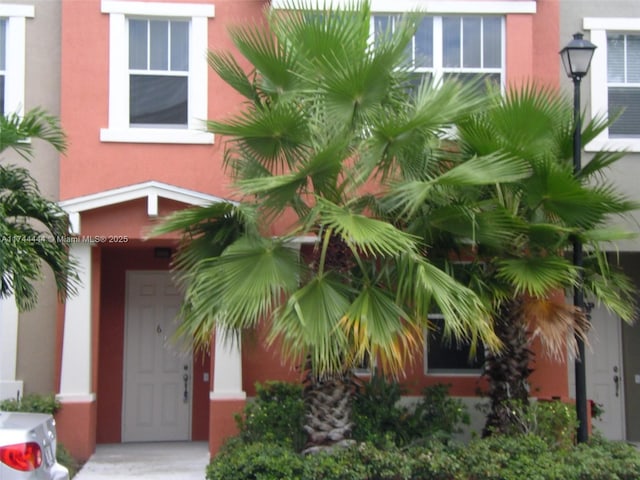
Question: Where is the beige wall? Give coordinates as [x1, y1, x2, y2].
[10, 0, 62, 395]
[560, 0, 640, 253]
[561, 0, 640, 441]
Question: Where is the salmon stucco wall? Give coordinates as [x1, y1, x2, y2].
[506, 2, 560, 89]
[59, 0, 269, 203]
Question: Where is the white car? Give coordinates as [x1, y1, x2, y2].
[0, 412, 69, 480]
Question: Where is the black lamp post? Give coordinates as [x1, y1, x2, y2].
[560, 32, 597, 444]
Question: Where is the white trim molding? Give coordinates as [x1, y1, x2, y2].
[0, 293, 23, 401]
[271, 0, 536, 14]
[211, 329, 246, 401]
[583, 17, 640, 152]
[58, 244, 94, 400]
[100, 1, 214, 144]
[0, 4, 34, 116]
[59, 181, 226, 235]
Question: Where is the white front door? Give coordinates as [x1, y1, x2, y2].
[585, 304, 625, 440]
[122, 271, 191, 442]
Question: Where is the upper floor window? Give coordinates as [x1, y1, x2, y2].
[101, 1, 215, 144]
[584, 17, 640, 152]
[129, 19, 189, 126]
[372, 14, 504, 92]
[0, 5, 34, 117]
[607, 33, 640, 138]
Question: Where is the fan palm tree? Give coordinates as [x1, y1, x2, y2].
[154, 0, 536, 452]
[394, 83, 638, 435]
[0, 108, 77, 310]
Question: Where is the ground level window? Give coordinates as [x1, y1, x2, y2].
[426, 314, 485, 374]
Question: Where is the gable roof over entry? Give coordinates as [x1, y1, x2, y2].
[59, 181, 225, 235]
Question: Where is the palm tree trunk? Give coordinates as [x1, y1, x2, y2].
[301, 367, 356, 454]
[301, 232, 357, 454]
[482, 296, 533, 436]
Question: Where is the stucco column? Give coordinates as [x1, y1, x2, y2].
[56, 243, 96, 462]
[58, 243, 94, 400]
[0, 292, 23, 400]
[209, 329, 246, 455]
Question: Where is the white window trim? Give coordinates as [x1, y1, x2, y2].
[272, 0, 535, 14]
[583, 17, 640, 153]
[0, 4, 34, 116]
[100, 1, 214, 144]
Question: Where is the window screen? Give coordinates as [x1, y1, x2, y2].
[607, 33, 640, 137]
[128, 19, 189, 126]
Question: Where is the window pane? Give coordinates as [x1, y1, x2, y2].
[443, 72, 500, 95]
[628, 34, 640, 83]
[0, 19, 6, 70]
[462, 16, 481, 68]
[373, 15, 392, 50]
[443, 16, 461, 68]
[427, 318, 484, 373]
[130, 75, 188, 125]
[415, 17, 433, 68]
[609, 86, 640, 137]
[483, 16, 502, 68]
[149, 20, 168, 71]
[170, 21, 189, 71]
[607, 34, 625, 83]
[129, 19, 148, 69]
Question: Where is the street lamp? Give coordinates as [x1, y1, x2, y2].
[560, 32, 597, 444]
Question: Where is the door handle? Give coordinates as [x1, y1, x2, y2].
[183, 373, 189, 403]
[613, 374, 620, 397]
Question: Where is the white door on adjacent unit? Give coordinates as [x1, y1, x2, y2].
[122, 271, 191, 442]
[585, 304, 625, 440]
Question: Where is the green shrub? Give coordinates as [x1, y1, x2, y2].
[563, 434, 640, 480]
[351, 374, 406, 446]
[526, 400, 579, 449]
[234, 381, 306, 451]
[405, 441, 465, 480]
[303, 448, 367, 480]
[352, 377, 469, 447]
[207, 442, 304, 480]
[409, 383, 470, 441]
[461, 434, 562, 480]
[207, 435, 640, 480]
[0, 393, 60, 415]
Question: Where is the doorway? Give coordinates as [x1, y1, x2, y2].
[122, 271, 192, 442]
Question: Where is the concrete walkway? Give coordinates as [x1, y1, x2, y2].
[73, 442, 210, 480]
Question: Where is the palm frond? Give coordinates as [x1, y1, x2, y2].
[207, 51, 259, 102]
[315, 197, 419, 258]
[0, 108, 67, 159]
[180, 237, 303, 345]
[227, 21, 299, 97]
[208, 101, 309, 168]
[395, 253, 498, 351]
[496, 256, 578, 298]
[523, 297, 588, 360]
[341, 284, 422, 376]
[269, 272, 353, 375]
